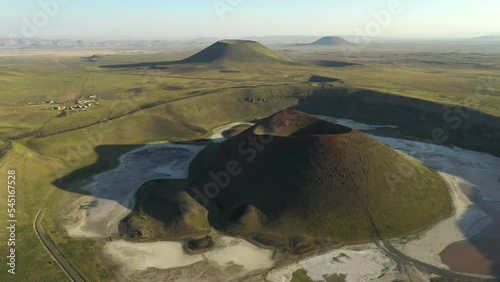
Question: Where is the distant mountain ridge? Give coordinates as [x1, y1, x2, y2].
[310, 36, 352, 46]
[0, 38, 173, 49]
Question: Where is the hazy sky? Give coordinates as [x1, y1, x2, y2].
[2, 0, 499, 39]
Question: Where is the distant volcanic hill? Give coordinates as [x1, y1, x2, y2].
[187, 110, 451, 248]
[182, 40, 291, 63]
[476, 35, 500, 40]
[306, 36, 351, 46]
[102, 40, 291, 69]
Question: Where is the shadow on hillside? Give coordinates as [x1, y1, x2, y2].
[292, 88, 500, 158]
[53, 144, 142, 189]
[100, 59, 190, 69]
[101, 58, 299, 69]
[308, 74, 341, 83]
[305, 60, 361, 67]
[53, 139, 211, 190]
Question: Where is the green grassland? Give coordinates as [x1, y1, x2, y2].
[0, 41, 498, 281]
[279, 43, 500, 116]
[1, 44, 499, 141]
[0, 143, 69, 281]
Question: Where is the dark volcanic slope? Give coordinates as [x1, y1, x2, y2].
[189, 110, 451, 245]
[183, 40, 291, 63]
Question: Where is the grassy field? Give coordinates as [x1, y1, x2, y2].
[0, 40, 498, 281]
[277, 43, 500, 116]
[336, 65, 500, 116]
[0, 143, 69, 281]
[1, 43, 498, 140]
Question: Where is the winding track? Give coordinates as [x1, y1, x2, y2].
[0, 140, 12, 160]
[35, 209, 84, 282]
[377, 240, 499, 282]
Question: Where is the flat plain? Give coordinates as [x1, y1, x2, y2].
[0, 38, 499, 281]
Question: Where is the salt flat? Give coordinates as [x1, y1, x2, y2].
[63, 143, 205, 238]
[267, 244, 411, 282]
[104, 236, 274, 280]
